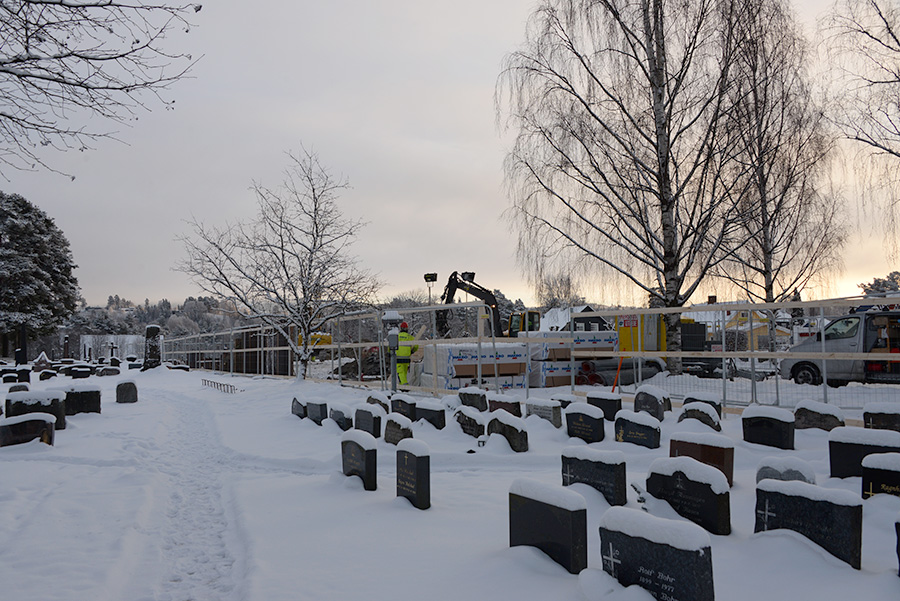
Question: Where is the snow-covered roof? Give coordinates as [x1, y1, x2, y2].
[539, 305, 593, 331]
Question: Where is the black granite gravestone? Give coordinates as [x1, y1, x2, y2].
[116, 381, 138, 404]
[307, 402, 328, 426]
[677, 402, 721, 431]
[341, 431, 377, 491]
[366, 393, 390, 413]
[488, 398, 522, 417]
[414, 401, 446, 430]
[829, 427, 900, 478]
[455, 407, 486, 438]
[550, 394, 577, 409]
[1, 374, 17, 383]
[684, 393, 723, 418]
[861, 453, 900, 498]
[391, 395, 417, 420]
[8, 383, 28, 393]
[354, 406, 382, 438]
[109, 357, 121, 368]
[39, 370, 57, 381]
[586, 392, 622, 421]
[670, 432, 735, 486]
[458, 387, 488, 412]
[864, 403, 900, 432]
[397, 439, 430, 510]
[71, 367, 91, 380]
[0, 414, 54, 447]
[599, 507, 714, 601]
[614, 410, 661, 449]
[525, 400, 562, 428]
[565, 404, 605, 443]
[488, 413, 529, 452]
[742, 406, 795, 450]
[291, 398, 306, 418]
[62, 387, 101, 415]
[329, 405, 353, 431]
[509, 478, 587, 574]
[384, 414, 413, 445]
[646, 457, 731, 535]
[16, 367, 30, 383]
[5, 391, 66, 430]
[142, 325, 162, 370]
[562, 447, 626, 506]
[755, 479, 862, 569]
[794, 401, 844, 431]
[633, 385, 671, 421]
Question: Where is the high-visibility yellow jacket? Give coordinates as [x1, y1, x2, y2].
[396, 331, 418, 362]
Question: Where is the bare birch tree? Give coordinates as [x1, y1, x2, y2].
[178, 148, 381, 379]
[717, 0, 846, 306]
[498, 0, 746, 370]
[0, 1, 201, 172]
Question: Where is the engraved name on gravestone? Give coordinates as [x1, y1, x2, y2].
[646, 457, 731, 535]
[354, 406, 382, 438]
[670, 432, 735, 486]
[615, 410, 661, 449]
[488, 412, 529, 452]
[509, 478, 587, 575]
[861, 453, 900, 499]
[599, 507, 715, 601]
[562, 447, 626, 506]
[829, 427, 900, 478]
[307, 402, 328, 426]
[341, 431, 377, 491]
[742, 405, 795, 450]
[755, 479, 862, 569]
[565, 404, 605, 444]
[586, 391, 622, 421]
[396, 439, 430, 510]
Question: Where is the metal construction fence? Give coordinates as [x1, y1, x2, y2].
[163, 297, 900, 412]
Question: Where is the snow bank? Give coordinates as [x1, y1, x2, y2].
[562, 446, 625, 465]
[863, 402, 900, 416]
[829, 426, 900, 447]
[861, 452, 900, 472]
[598, 506, 710, 551]
[614, 409, 661, 430]
[564, 403, 604, 420]
[648, 456, 729, 494]
[341, 429, 376, 450]
[509, 478, 586, 511]
[397, 438, 430, 456]
[795, 400, 845, 419]
[742, 404, 794, 422]
[670, 431, 734, 449]
[757, 479, 862, 507]
[5, 391, 65, 405]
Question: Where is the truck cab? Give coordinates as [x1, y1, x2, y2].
[779, 312, 900, 385]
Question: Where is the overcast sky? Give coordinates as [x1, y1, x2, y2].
[1, 0, 887, 308]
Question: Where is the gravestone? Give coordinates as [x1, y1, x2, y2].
[109, 357, 121, 368]
[755, 479, 862, 569]
[565, 403, 605, 443]
[525, 399, 563, 428]
[291, 398, 306, 418]
[509, 478, 587, 574]
[755, 456, 816, 485]
[71, 366, 91, 380]
[98, 366, 120, 377]
[896, 518, 900, 575]
[646, 457, 731, 535]
[414, 400, 446, 430]
[487, 411, 529, 452]
[391, 394, 417, 420]
[677, 402, 721, 431]
[586, 391, 622, 421]
[488, 397, 522, 417]
[2, 374, 17, 383]
[341, 430, 377, 491]
[614, 410, 661, 449]
[366, 392, 390, 413]
[384, 413, 413, 445]
[829, 426, 900, 478]
[329, 403, 353, 431]
[9, 383, 28, 393]
[863, 402, 900, 433]
[455, 406, 486, 439]
[794, 400, 845, 431]
[5, 391, 66, 430]
[125, 354, 138, 363]
[458, 387, 488, 412]
[39, 370, 57, 381]
[599, 507, 715, 601]
[116, 381, 138, 404]
[861, 453, 900, 498]
[742, 405, 795, 450]
[354, 406, 383, 438]
[633, 384, 671, 422]
[397, 439, 430, 510]
[307, 402, 328, 426]
[683, 392, 723, 418]
[59, 386, 101, 415]
[0, 413, 55, 447]
[142, 325, 162, 370]
[561, 447, 626, 506]
[16, 367, 30, 383]
[550, 393, 578, 409]
[670, 432, 735, 486]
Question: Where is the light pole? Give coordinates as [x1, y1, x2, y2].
[424, 272, 437, 305]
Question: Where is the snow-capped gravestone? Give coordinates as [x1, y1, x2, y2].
[390, 394, 416, 420]
[670, 432, 735, 486]
[633, 384, 671, 422]
[684, 392, 723, 418]
[366, 392, 390, 414]
[6, 391, 66, 430]
[354, 406, 383, 438]
[586, 391, 622, 421]
[414, 400, 446, 430]
[599, 507, 715, 601]
[56, 385, 101, 415]
[142, 325, 162, 371]
[829, 426, 900, 478]
[508, 478, 587, 574]
[329, 403, 353, 431]
[550, 393, 577, 409]
[291, 398, 306, 418]
[488, 411, 529, 452]
[306, 402, 328, 426]
[71, 366, 91, 380]
[1, 374, 17, 384]
[488, 396, 521, 417]
[863, 402, 900, 433]
[862, 453, 900, 498]
[384, 413, 413, 445]
[16, 367, 30, 383]
[677, 402, 721, 431]
[525, 398, 563, 428]
[741, 405, 795, 450]
[755, 456, 816, 485]
[455, 406, 485, 439]
[341, 430, 377, 491]
[39, 370, 57, 381]
[646, 456, 731, 535]
[458, 387, 488, 412]
[396, 439, 430, 510]
[565, 403, 605, 443]
[9, 383, 28, 393]
[755, 479, 863, 569]
[793, 400, 844, 431]
[614, 410, 661, 449]
[98, 366, 120, 377]
[116, 381, 138, 404]
[561, 447, 626, 506]
[0, 413, 55, 447]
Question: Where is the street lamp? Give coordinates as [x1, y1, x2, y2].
[424, 272, 437, 304]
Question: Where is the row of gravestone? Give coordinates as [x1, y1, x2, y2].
[0, 382, 139, 447]
[340, 431, 431, 510]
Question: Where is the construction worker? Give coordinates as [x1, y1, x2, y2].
[396, 322, 418, 385]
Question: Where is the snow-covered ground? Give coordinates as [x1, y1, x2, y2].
[1, 369, 898, 601]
